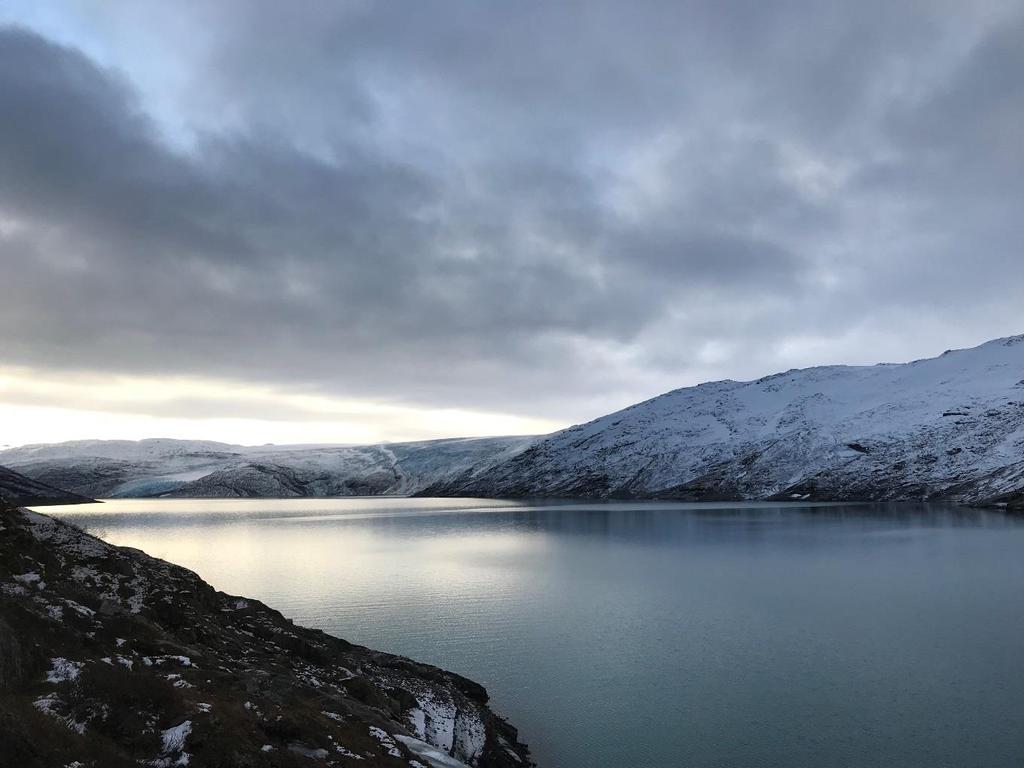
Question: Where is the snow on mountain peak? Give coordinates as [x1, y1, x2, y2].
[423, 334, 1024, 505]
[4, 334, 1024, 506]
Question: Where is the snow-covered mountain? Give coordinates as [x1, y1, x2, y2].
[0, 436, 535, 499]
[422, 335, 1024, 508]
[6, 335, 1024, 506]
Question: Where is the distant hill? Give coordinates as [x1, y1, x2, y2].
[0, 465, 94, 506]
[0, 436, 535, 499]
[8, 335, 1024, 508]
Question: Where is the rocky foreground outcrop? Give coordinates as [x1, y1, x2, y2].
[0, 502, 532, 767]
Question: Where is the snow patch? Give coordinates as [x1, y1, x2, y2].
[411, 690, 456, 753]
[61, 599, 95, 617]
[406, 690, 485, 764]
[287, 743, 329, 759]
[161, 720, 192, 753]
[150, 720, 192, 765]
[368, 726, 404, 758]
[408, 706, 426, 737]
[14, 572, 44, 590]
[144, 654, 194, 668]
[46, 657, 83, 683]
[33, 694, 86, 734]
[394, 734, 471, 768]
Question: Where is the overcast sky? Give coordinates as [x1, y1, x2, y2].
[1, 1, 1023, 447]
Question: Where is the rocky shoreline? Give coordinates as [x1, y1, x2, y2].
[0, 501, 532, 767]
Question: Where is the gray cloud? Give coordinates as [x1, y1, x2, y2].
[1, 1, 1023, 426]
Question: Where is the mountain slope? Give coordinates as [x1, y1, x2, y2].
[167, 437, 537, 498]
[0, 466, 94, 506]
[0, 501, 531, 766]
[0, 440, 251, 498]
[8, 335, 1024, 507]
[422, 335, 1024, 507]
[0, 437, 535, 499]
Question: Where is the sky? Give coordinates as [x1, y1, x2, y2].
[1, 1, 1023, 448]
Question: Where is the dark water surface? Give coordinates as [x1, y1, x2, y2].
[41, 498, 1024, 767]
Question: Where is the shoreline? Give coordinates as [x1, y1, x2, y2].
[0, 502, 533, 767]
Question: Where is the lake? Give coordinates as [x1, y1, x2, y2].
[39, 498, 1024, 767]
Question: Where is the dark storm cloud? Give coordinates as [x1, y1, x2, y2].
[1, 1, 1022, 423]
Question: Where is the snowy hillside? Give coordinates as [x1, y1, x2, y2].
[6, 335, 1024, 506]
[422, 335, 1024, 507]
[0, 436, 535, 499]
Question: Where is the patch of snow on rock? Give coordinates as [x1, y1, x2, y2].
[33, 694, 87, 734]
[150, 720, 193, 765]
[46, 657, 83, 683]
[394, 734, 471, 768]
[452, 706, 486, 763]
[14, 572, 44, 590]
[368, 726, 404, 758]
[408, 706, 426, 738]
[412, 690, 457, 754]
[287, 743, 329, 759]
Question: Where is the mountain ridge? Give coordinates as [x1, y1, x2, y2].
[0, 436, 536, 500]
[0, 465, 95, 506]
[419, 334, 1024, 507]
[5, 334, 1024, 507]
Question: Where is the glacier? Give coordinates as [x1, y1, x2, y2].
[4, 335, 1024, 508]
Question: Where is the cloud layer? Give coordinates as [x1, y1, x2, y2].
[1, 1, 1023, 436]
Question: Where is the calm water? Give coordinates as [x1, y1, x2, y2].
[39, 498, 1024, 767]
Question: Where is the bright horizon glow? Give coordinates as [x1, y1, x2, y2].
[0, 367, 563, 448]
